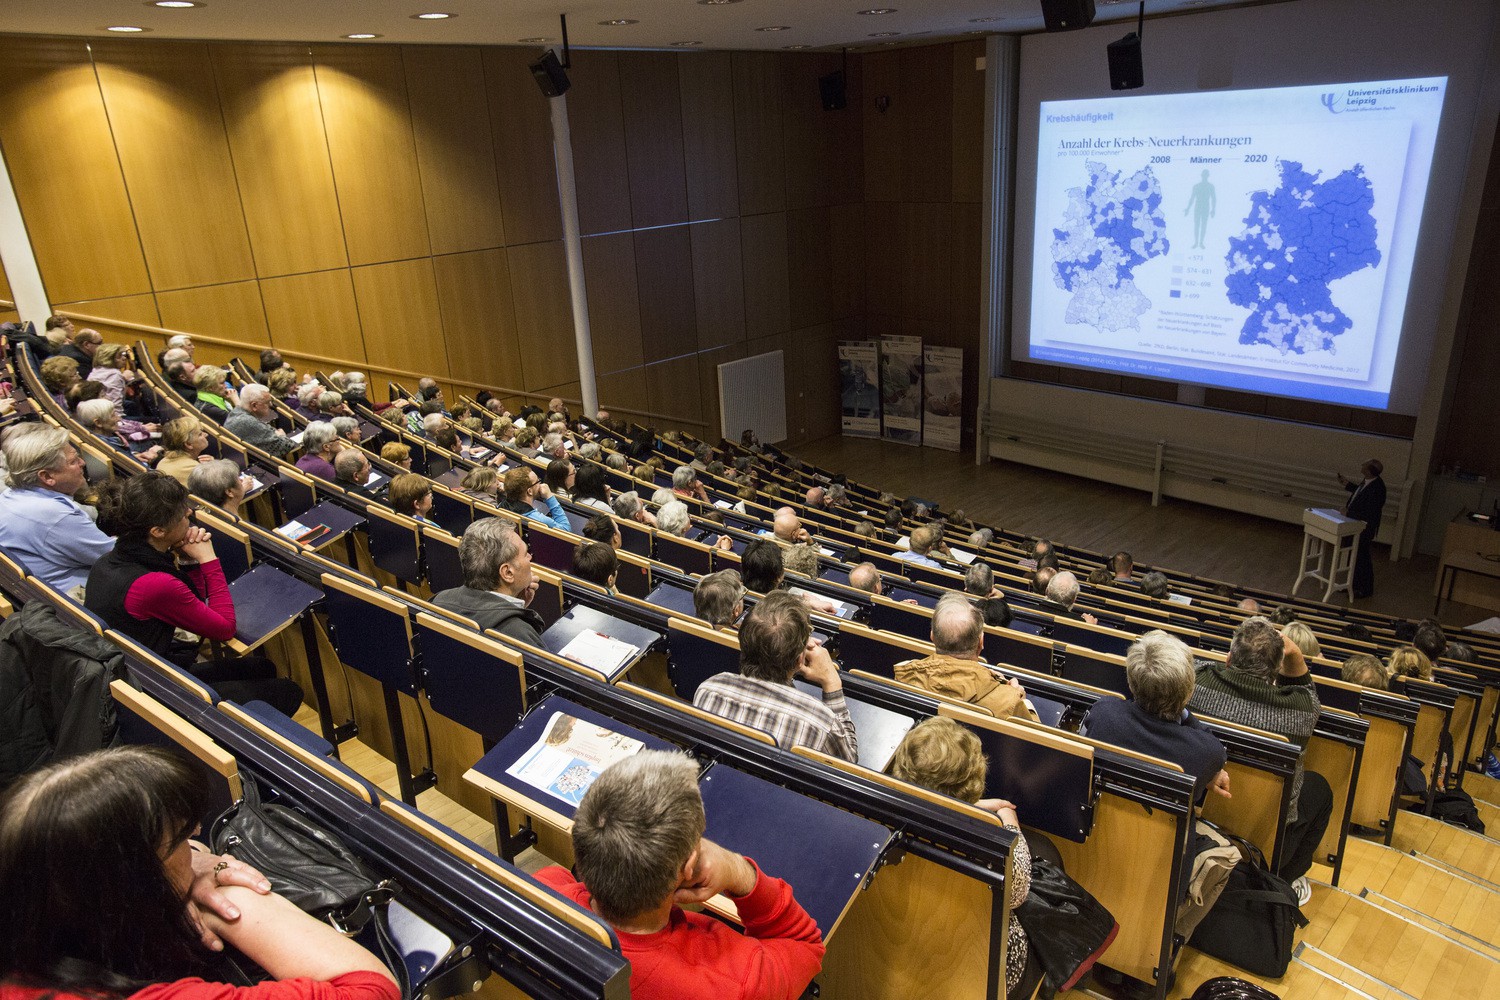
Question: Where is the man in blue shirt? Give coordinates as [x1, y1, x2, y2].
[893, 524, 944, 569]
[497, 466, 571, 531]
[0, 426, 115, 595]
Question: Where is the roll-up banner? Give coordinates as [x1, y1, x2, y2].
[922, 345, 963, 452]
[838, 341, 882, 438]
[880, 335, 923, 445]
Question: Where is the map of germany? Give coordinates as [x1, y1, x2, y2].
[1050, 161, 1171, 333]
[1224, 159, 1381, 355]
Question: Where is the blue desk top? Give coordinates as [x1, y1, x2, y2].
[227, 564, 323, 646]
[541, 605, 663, 681]
[699, 763, 891, 938]
[298, 501, 366, 547]
[646, 581, 699, 617]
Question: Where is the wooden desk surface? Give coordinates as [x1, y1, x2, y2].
[1436, 518, 1500, 612]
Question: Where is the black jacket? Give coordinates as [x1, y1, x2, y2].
[1344, 476, 1387, 531]
[0, 601, 125, 787]
[431, 587, 544, 646]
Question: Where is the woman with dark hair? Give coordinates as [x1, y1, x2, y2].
[571, 463, 610, 511]
[544, 457, 574, 501]
[0, 745, 399, 1000]
[83, 472, 303, 714]
[582, 513, 621, 549]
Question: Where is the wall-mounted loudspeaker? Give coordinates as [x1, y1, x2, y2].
[529, 50, 570, 98]
[1107, 33, 1144, 90]
[819, 70, 847, 111]
[1040, 0, 1096, 31]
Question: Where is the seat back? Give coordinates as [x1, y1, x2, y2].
[320, 573, 417, 694]
[665, 619, 741, 701]
[414, 612, 527, 743]
[365, 505, 423, 585]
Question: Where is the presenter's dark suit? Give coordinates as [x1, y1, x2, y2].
[1344, 476, 1387, 598]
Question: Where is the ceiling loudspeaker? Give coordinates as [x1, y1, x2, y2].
[1107, 32, 1144, 90]
[529, 50, 570, 98]
[819, 70, 847, 112]
[1040, 0, 1096, 31]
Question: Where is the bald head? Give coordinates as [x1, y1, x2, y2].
[772, 507, 803, 543]
[805, 486, 825, 508]
[848, 562, 881, 595]
[931, 594, 984, 659]
[1032, 565, 1056, 596]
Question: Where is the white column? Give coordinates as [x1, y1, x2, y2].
[547, 89, 599, 419]
[0, 144, 51, 322]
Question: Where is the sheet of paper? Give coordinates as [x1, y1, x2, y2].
[1167, 593, 1193, 606]
[1465, 616, 1500, 634]
[788, 587, 855, 619]
[948, 548, 977, 565]
[558, 629, 639, 676]
[504, 711, 644, 807]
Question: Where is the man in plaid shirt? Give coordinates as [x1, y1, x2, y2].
[692, 591, 858, 762]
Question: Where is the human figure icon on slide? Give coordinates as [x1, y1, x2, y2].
[1185, 169, 1216, 249]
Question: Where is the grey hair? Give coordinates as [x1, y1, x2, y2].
[459, 517, 523, 591]
[693, 570, 745, 627]
[331, 416, 359, 438]
[238, 382, 271, 406]
[301, 420, 339, 452]
[75, 398, 117, 429]
[651, 487, 676, 508]
[334, 447, 367, 480]
[542, 432, 564, 453]
[606, 453, 628, 470]
[4, 425, 73, 489]
[188, 458, 242, 506]
[1045, 570, 1080, 609]
[672, 466, 696, 491]
[422, 412, 446, 434]
[166, 334, 193, 350]
[316, 391, 344, 413]
[161, 348, 190, 367]
[578, 442, 601, 461]
[658, 500, 691, 536]
[932, 593, 984, 657]
[783, 543, 820, 578]
[968, 527, 994, 549]
[1228, 617, 1284, 681]
[964, 561, 994, 597]
[1140, 571, 1169, 599]
[296, 382, 323, 407]
[612, 490, 642, 518]
[1124, 630, 1197, 719]
[694, 443, 711, 461]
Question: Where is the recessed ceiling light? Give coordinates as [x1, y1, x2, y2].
[697, 0, 745, 5]
[599, 19, 639, 26]
[969, 16, 1003, 22]
[858, 8, 898, 14]
[149, 1, 202, 8]
[411, 12, 454, 20]
[671, 41, 704, 46]
[105, 25, 149, 32]
[868, 32, 900, 37]
[518, 37, 553, 43]
[756, 26, 792, 32]
[782, 44, 810, 50]
[344, 33, 382, 39]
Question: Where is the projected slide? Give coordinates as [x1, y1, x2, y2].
[1028, 78, 1446, 408]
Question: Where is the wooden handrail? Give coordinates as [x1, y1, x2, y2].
[55, 308, 708, 429]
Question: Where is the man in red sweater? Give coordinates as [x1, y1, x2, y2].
[535, 750, 824, 1000]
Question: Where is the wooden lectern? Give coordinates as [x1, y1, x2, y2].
[1294, 507, 1364, 602]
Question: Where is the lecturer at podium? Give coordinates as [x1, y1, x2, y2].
[1338, 459, 1386, 599]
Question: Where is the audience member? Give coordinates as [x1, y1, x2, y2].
[1412, 621, 1446, 663]
[782, 543, 821, 579]
[763, 507, 810, 545]
[381, 441, 412, 470]
[192, 367, 236, 425]
[1109, 551, 1134, 584]
[1237, 597, 1263, 615]
[1139, 571, 1170, 600]
[258, 346, 285, 377]
[693, 591, 858, 761]
[545, 458, 575, 500]
[572, 464, 611, 511]
[432, 519, 544, 644]
[572, 541, 618, 592]
[1268, 605, 1299, 626]
[86, 472, 303, 714]
[57, 327, 102, 370]
[894, 524, 943, 569]
[535, 751, 823, 1000]
[222, 383, 294, 457]
[896, 594, 1036, 721]
[1189, 618, 1329, 903]
[1087, 566, 1112, 586]
[612, 489, 658, 528]
[458, 466, 501, 504]
[582, 513, 621, 549]
[188, 459, 248, 517]
[847, 562, 884, 596]
[40, 355, 81, 404]
[497, 467, 570, 530]
[295, 421, 341, 482]
[1387, 645, 1433, 682]
[694, 570, 745, 629]
[1039, 571, 1098, 624]
[387, 474, 433, 523]
[0, 746, 400, 1000]
[0, 426, 114, 595]
[333, 448, 376, 499]
[1445, 640, 1476, 663]
[1282, 621, 1322, 659]
[1030, 565, 1056, 597]
[155, 418, 211, 487]
[331, 416, 362, 447]
[888, 717, 1045, 1000]
[1340, 653, 1387, 689]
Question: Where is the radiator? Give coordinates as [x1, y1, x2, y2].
[719, 350, 787, 445]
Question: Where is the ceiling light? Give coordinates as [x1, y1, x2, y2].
[105, 25, 149, 32]
[782, 44, 810, 50]
[599, 19, 639, 26]
[150, 1, 202, 8]
[344, 33, 381, 39]
[697, 1, 745, 5]
[858, 8, 898, 14]
[868, 32, 900, 37]
[411, 12, 453, 20]
[756, 26, 792, 32]
[518, 37, 554, 43]
[969, 16, 1003, 22]
[671, 41, 704, 46]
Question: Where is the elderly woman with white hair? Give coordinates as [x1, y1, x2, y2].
[77, 398, 164, 465]
[294, 421, 342, 482]
[611, 489, 657, 528]
[658, 499, 733, 551]
[189, 458, 250, 517]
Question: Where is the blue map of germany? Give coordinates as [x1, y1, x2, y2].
[1224, 160, 1381, 355]
[1050, 161, 1170, 333]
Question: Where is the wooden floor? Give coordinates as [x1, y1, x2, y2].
[795, 436, 1492, 630]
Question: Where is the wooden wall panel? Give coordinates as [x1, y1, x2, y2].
[951, 40, 986, 205]
[696, 342, 746, 444]
[92, 40, 256, 291]
[566, 51, 632, 237]
[507, 241, 578, 392]
[0, 258, 12, 303]
[678, 52, 739, 221]
[581, 233, 645, 375]
[596, 366, 650, 417]
[691, 218, 746, 351]
[432, 249, 523, 389]
[863, 202, 902, 316]
[732, 53, 786, 217]
[212, 44, 347, 277]
[899, 47, 953, 204]
[900, 203, 953, 322]
[352, 258, 444, 377]
[740, 212, 791, 340]
[786, 207, 833, 329]
[259, 269, 366, 364]
[402, 46, 505, 257]
[788, 323, 842, 443]
[482, 47, 561, 247]
[781, 52, 862, 210]
[155, 281, 269, 347]
[644, 354, 703, 423]
[619, 53, 688, 230]
[313, 46, 430, 266]
[56, 294, 162, 328]
[828, 203, 865, 321]
[0, 37, 151, 303]
[633, 227, 698, 364]
[862, 51, 903, 203]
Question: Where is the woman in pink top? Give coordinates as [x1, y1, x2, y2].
[0, 746, 400, 1000]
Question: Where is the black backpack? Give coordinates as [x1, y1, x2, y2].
[1188, 834, 1308, 978]
[1430, 788, 1485, 833]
